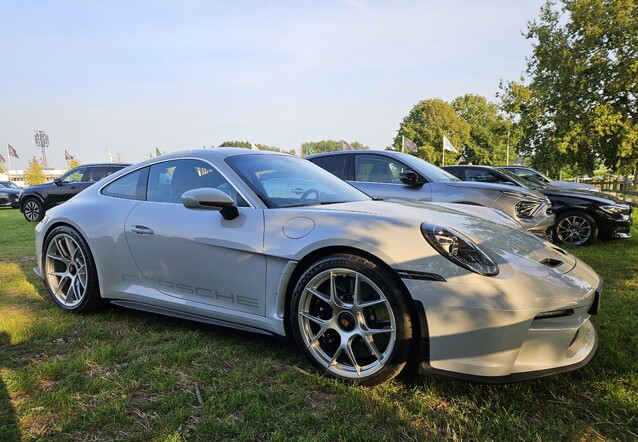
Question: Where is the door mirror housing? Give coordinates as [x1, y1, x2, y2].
[182, 188, 239, 220]
[399, 171, 424, 186]
[54, 178, 62, 186]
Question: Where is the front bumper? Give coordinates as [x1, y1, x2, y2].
[402, 262, 602, 382]
[596, 206, 633, 239]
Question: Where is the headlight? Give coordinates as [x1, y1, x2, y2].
[421, 223, 498, 276]
[599, 205, 627, 215]
[515, 201, 541, 218]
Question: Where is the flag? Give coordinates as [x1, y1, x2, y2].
[443, 136, 458, 153]
[251, 143, 259, 150]
[304, 144, 315, 156]
[64, 149, 74, 160]
[108, 148, 113, 163]
[0, 153, 5, 164]
[8, 144, 19, 158]
[155, 147, 162, 156]
[342, 140, 354, 151]
[403, 137, 418, 152]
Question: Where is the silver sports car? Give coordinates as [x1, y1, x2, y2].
[34, 148, 602, 386]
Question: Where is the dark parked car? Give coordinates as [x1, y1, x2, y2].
[499, 166, 601, 193]
[19, 163, 129, 222]
[307, 150, 555, 239]
[442, 165, 633, 246]
[0, 181, 21, 208]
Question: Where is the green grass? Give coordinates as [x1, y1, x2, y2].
[1, 206, 637, 441]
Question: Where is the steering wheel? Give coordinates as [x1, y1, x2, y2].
[299, 188, 320, 203]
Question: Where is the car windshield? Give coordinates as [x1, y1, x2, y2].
[227, 154, 370, 208]
[391, 152, 461, 182]
[497, 168, 556, 190]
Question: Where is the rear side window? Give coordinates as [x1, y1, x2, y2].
[309, 155, 347, 179]
[102, 168, 149, 200]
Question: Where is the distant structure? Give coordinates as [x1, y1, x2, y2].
[34, 130, 50, 169]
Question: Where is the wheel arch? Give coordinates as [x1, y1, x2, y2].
[20, 192, 45, 210]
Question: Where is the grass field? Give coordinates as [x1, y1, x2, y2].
[1, 206, 637, 441]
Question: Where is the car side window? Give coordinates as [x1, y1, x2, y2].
[309, 155, 347, 179]
[465, 169, 506, 183]
[354, 155, 409, 184]
[61, 167, 87, 184]
[146, 159, 248, 206]
[102, 167, 149, 200]
[84, 166, 111, 182]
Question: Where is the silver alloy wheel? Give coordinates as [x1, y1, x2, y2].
[24, 200, 41, 221]
[297, 268, 396, 379]
[44, 233, 88, 308]
[556, 215, 592, 245]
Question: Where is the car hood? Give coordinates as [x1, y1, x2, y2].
[0, 187, 21, 195]
[311, 200, 576, 273]
[542, 188, 628, 205]
[443, 181, 546, 201]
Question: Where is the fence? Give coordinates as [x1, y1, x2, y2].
[587, 175, 638, 206]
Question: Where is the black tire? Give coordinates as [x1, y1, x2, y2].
[554, 211, 598, 246]
[290, 253, 413, 386]
[23, 197, 45, 222]
[42, 225, 101, 312]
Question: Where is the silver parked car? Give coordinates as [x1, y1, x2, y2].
[307, 150, 555, 239]
[34, 148, 601, 385]
[499, 166, 601, 193]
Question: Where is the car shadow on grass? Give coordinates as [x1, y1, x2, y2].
[0, 332, 20, 442]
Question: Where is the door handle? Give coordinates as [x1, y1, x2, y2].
[130, 225, 154, 236]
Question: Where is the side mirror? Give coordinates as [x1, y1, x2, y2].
[399, 171, 424, 186]
[182, 188, 239, 220]
[54, 178, 62, 186]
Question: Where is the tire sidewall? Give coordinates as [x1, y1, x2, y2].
[290, 254, 413, 386]
[23, 198, 44, 222]
[43, 225, 101, 312]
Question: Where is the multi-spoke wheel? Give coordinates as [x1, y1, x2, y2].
[23, 198, 44, 222]
[291, 254, 413, 386]
[43, 226, 101, 312]
[555, 211, 597, 246]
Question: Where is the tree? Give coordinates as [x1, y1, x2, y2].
[393, 98, 470, 165]
[66, 158, 81, 170]
[500, 0, 638, 175]
[23, 157, 46, 186]
[301, 140, 370, 156]
[452, 94, 514, 165]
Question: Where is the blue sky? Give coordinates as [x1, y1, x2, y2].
[0, 0, 545, 169]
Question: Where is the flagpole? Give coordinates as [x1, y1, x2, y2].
[442, 136, 445, 166]
[6, 145, 11, 182]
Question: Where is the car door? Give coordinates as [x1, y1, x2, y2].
[124, 158, 266, 315]
[348, 153, 432, 201]
[48, 166, 88, 206]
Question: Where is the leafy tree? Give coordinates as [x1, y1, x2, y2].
[452, 94, 514, 165]
[23, 157, 46, 186]
[393, 98, 470, 165]
[0, 162, 6, 175]
[500, 0, 638, 175]
[66, 158, 81, 170]
[301, 140, 369, 156]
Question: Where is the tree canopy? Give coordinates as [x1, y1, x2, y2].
[392, 98, 469, 165]
[218, 141, 297, 156]
[23, 157, 46, 186]
[66, 158, 81, 170]
[301, 140, 369, 156]
[500, 0, 638, 175]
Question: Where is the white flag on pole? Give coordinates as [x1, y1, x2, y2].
[443, 136, 458, 153]
[251, 143, 259, 150]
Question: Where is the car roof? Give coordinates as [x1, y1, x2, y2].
[306, 150, 406, 159]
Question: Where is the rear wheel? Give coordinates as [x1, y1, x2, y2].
[290, 254, 413, 386]
[43, 226, 101, 312]
[23, 198, 44, 222]
[555, 211, 597, 246]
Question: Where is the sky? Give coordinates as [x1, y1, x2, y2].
[0, 0, 545, 170]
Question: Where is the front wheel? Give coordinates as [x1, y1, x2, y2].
[290, 254, 413, 386]
[554, 211, 598, 246]
[43, 226, 101, 312]
[23, 198, 44, 222]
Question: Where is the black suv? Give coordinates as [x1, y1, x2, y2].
[19, 163, 129, 221]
